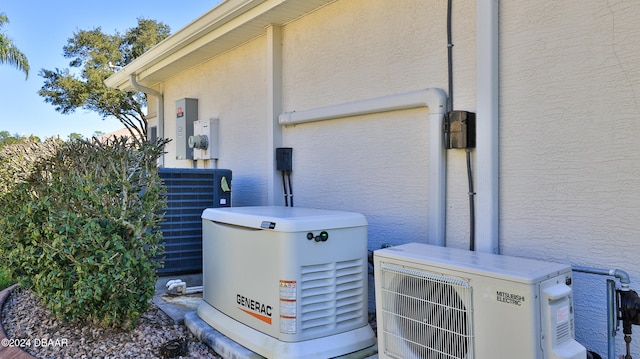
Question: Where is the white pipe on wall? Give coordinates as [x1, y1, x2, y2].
[267, 25, 284, 206]
[278, 89, 446, 126]
[476, 0, 500, 254]
[278, 88, 449, 246]
[130, 74, 165, 166]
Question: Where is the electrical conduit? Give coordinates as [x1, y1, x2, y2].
[278, 88, 448, 245]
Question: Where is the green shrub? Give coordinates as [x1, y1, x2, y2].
[0, 137, 168, 329]
[0, 266, 12, 291]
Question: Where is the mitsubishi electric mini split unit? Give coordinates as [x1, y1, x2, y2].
[374, 243, 587, 359]
[198, 206, 376, 359]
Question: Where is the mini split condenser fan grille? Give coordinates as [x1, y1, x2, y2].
[378, 263, 474, 359]
[375, 243, 587, 359]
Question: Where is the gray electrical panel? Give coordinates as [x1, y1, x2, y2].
[176, 98, 198, 160]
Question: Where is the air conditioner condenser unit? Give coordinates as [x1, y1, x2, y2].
[198, 206, 376, 359]
[374, 242, 587, 359]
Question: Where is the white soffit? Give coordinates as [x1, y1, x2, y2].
[105, 0, 335, 90]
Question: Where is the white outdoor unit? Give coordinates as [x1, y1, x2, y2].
[374, 243, 587, 359]
[198, 206, 376, 359]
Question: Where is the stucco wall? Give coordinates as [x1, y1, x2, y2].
[161, 36, 269, 206]
[277, 0, 477, 323]
[500, 1, 640, 355]
[281, 0, 476, 251]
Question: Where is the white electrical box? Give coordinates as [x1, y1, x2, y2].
[190, 118, 219, 160]
[198, 206, 376, 359]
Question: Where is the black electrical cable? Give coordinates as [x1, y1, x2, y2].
[466, 148, 476, 251]
[282, 171, 289, 207]
[447, 0, 454, 113]
[287, 171, 294, 207]
[447, 0, 476, 250]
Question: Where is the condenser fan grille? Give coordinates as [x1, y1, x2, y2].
[379, 263, 474, 359]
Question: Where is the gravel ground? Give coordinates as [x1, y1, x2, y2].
[1, 288, 222, 359]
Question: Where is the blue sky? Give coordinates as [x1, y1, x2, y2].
[0, 1, 221, 139]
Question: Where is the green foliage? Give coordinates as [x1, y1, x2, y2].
[0, 137, 169, 329]
[0, 138, 58, 193]
[0, 12, 30, 79]
[67, 132, 84, 141]
[0, 130, 40, 149]
[0, 266, 12, 291]
[121, 18, 171, 62]
[39, 18, 171, 139]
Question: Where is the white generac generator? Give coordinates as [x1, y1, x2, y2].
[198, 206, 376, 359]
[374, 243, 587, 359]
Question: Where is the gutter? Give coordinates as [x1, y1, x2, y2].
[130, 74, 165, 166]
[279, 88, 448, 246]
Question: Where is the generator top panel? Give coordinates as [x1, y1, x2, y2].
[201, 205, 367, 232]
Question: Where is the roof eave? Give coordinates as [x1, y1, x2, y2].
[105, 0, 335, 91]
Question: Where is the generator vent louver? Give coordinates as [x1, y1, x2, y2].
[378, 262, 474, 359]
[300, 258, 366, 334]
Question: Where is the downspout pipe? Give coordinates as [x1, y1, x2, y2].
[279, 88, 448, 246]
[476, 0, 500, 254]
[130, 74, 165, 166]
[572, 265, 632, 359]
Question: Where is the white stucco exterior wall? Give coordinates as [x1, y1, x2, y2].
[281, 0, 476, 252]
[130, 0, 640, 356]
[500, 1, 640, 355]
[279, 0, 477, 324]
[161, 36, 270, 206]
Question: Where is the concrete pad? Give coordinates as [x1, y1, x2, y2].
[153, 292, 203, 324]
[185, 312, 264, 359]
[184, 311, 379, 359]
[153, 275, 203, 324]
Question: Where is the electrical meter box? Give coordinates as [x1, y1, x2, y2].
[190, 118, 219, 160]
[176, 98, 198, 160]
